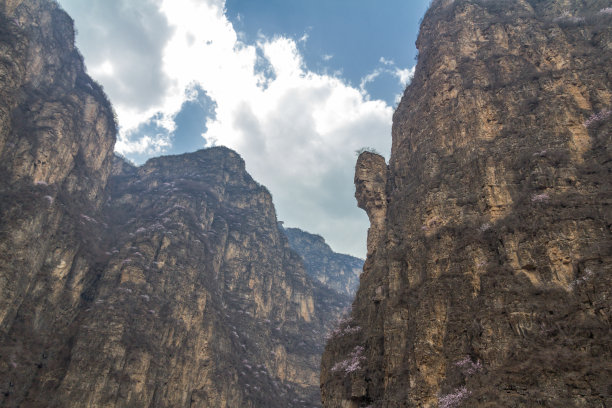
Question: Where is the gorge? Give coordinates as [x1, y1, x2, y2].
[1, 0, 611, 407]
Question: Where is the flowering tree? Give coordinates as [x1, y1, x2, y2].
[331, 345, 365, 374]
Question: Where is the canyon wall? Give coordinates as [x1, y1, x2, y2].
[322, 0, 612, 407]
[0, 1, 346, 406]
[285, 227, 364, 298]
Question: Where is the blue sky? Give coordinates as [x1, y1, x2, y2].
[57, 0, 430, 257]
[226, 0, 427, 100]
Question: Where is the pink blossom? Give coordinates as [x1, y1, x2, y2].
[478, 223, 491, 232]
[584, 109, 612, 128]
[553, 11, 585, 23]
[531, 193, 550, 202]
[80, 214, 98, 223]
[331, 345, 365, 374]
[455, 356, 483, 375]
[568, 268, 594, 290]
[439, 386, 471, 408]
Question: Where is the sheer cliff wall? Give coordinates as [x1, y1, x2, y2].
[322, 0, 612, 407]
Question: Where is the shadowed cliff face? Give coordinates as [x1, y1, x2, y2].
[0, 1, 347, 406]
[0, 2, 117, 400]
[322, 0, 611, 407]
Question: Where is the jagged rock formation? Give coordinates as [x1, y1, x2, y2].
[284, 227, 364, 297]
[0, 1, 345, 407]
[322, 1, 612, 407]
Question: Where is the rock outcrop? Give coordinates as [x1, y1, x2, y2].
[284, 227, 364, 298]
[0, 1, 345, 406]
[322, 0, 612, 407]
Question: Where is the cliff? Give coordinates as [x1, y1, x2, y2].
[284, 227, 364, 298]
[1, 2, 117, 404]
[0, 1, 346, 406]
[322, 0, 612, 407]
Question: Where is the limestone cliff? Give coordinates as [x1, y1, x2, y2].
[0, 1, 344, 406]
[284, 227, 364, 298]
[0, 4, 117, 406]
[322, 0, 612, 407]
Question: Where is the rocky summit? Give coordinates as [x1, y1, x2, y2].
[322, 0, 611, 407]
[0, 1, 352, 407]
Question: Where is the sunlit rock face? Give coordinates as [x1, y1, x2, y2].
[0, 1, 347, 406]
[321, 0, 612, 407]
[284, 227, 364, 298]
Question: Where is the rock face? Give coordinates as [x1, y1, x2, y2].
[284, 227, 364, 297]
[322, 1, 612, 407]
[0, 1, 345, 407]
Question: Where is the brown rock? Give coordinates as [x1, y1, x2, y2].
[322, 1, 612, 407]
[354, 152, 388, 257]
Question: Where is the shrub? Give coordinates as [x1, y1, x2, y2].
[355, 147, 380, 156]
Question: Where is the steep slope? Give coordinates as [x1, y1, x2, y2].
[0, 1, 344, 406]
[322, 0, 612, 407]
[284, 227, 364, 297]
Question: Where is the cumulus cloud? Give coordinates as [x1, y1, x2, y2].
[59, 0, 172, 121]
[59, 0, 410, 257]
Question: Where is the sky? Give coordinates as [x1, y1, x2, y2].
[57, 0, 431, 258]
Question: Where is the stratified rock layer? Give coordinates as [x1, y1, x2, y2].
[284, 227, 364, 298]
[0, 1, 345, 406]
[322, 0, 612, 407]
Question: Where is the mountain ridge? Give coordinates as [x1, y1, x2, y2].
[284, 226, 364, 298]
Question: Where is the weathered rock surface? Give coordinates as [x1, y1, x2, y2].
[0, 1, 345, 406]
[322, 0, 612, 407]
[284, 227, 364, 298]
[0, 3, 117, 406]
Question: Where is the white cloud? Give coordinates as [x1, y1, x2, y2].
[359, 68, 383, 95]
[359, 59, 415, 102]
[394, 66, 416, 85]
[60, 0, 398, 257]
